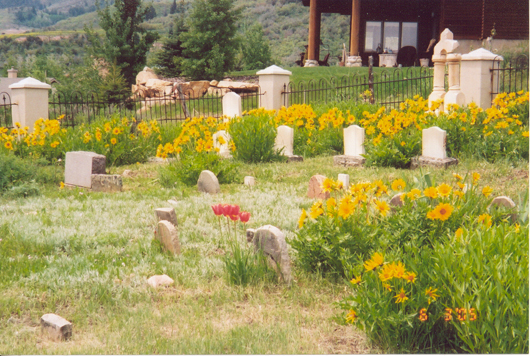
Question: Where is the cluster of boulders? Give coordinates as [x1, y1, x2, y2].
[131, 67, 259, 100]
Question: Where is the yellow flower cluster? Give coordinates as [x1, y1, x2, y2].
[274, 104, 315, 129]
[0, 116, 66, 153]
[156, 116, 230, 159]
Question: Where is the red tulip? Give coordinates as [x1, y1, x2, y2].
[229, 204, 240, 217]
[229, 213, 240, 221]
[211, 204, 223, 216]
[239, 211, 251, 223]
[221, 204, 231, 217]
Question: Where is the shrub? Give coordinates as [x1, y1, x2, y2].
[0, 154, 37, 192]
[223, 241, 277, 286]
[159, 152, 240, 187]
[228, 109, 285, 163]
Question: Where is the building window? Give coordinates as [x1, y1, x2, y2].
[364, 21, 418, 52]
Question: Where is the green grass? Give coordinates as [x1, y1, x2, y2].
[0, 155, 527, 353]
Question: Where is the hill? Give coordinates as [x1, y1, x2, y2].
[0, 0, 351, 67]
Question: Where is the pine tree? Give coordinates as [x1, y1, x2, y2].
[85, 0, 159, 85]
[152, 16, 187, 78]
[180, 0, 240, 80]
[169, 0, 177, 14]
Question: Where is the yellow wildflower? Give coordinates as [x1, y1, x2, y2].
[394, 288, 409, 303]
[482, 186, 493, 197]
[298, 209, 307, 229]
[424, 186, 438, 199]
[391, 179, 406, 191]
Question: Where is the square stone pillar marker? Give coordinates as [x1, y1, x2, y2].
[9, 77, 51, 131]
[257, 65, 292, 111]
[461, 48, 503, 109]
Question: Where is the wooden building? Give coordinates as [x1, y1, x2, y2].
[301, 0, 529, 65]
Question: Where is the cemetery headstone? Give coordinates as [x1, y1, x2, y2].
[147, 274, 174, 288]
[222, 92, 242, 119]
[91, 174, 123, 192]
[412, 126, 458, 169]
[390, 193, 405, 208]
[156, 220, 181, 255]
[274, 125, 303, 162]
[197, 170, 220, 194]
[307, 174, 330, 199]
[334, 125, 366, 167]
[155, 207, 178, 227]
[40, 313, 72, 341]
[65, 151, 106, 188]
[244, 176, 256, 187]
[213, 130, 232, 158]
[338, 174, 350, 190]
[246, 225, 292, 284]
[489, 196, 517, 221]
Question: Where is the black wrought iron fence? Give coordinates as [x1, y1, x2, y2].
[0, 92, 15, 128]
[491, 55, 529, 101]
[49, 86, 263, 128]
[282, 63, 433, 109]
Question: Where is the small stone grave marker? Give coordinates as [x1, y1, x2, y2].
[246, 225, 292, 284]
[197, 170, 220, 194]
[91, 174, 122, 192]
[40, 313, 72, 341]
[334, 125, 366, 167]
[489, 196, 517, 221]
[155, 207, 178, 227]
[338, 174, 350, 189]
[307, 174, 330, 199]
[244, 176, 256, 187]
[157, 220, 181, 255]
[390, 193, 405, 208]
[147, 274, 174, 288]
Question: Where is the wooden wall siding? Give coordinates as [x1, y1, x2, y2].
[440, 0, 529, 40]
[483, 0, 529, 39]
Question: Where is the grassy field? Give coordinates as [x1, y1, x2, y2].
[0, 154, 527, 354]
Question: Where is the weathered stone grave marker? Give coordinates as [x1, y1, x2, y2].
[246, 225, 292, 284]
[40, 313, 72, 341]
[338, 173, 350, 190]
[156, 220, 181, 255]
[197, 170, 220, 194]
[64, 151, 122, 192]
[244, 176, 256, 187]
[307, 174, 330, 199]
[147, 274, 174, 288]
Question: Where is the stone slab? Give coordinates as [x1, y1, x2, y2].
[91, 174, 122, 192]
[411, 156, 459, 169]
[40, 313, 72, 341]
[286, 155, 303, 163]
[307, 174, 330, 200]
[333, 155, 365, 167]
[147, 274, 174, 288]
[155, 207, 178, 227]
[65, 151, 106, 188]
[156, 220, 181, 255]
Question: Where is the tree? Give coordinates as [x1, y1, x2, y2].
[152, 16, 187, 78]
[85, 0, 159, 85]
[169, 0, 177, 14]
[180, 0, 240, 80]
[240, 23, 273, 70]
[145, 4, 156, 20]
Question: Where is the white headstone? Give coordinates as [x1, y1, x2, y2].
[65, 151, 106, 188]
[222, 92, 242, 119]
[344, 125, 365, 157]
[338, 174, 349, 189]
[274, 125, 294, 156]
[433, 28, 459, 55]
[422, 126, 447, 159]
[244, 176, 256, 187]
[213, 130, 232, 158]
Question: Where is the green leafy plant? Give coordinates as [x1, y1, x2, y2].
[159, 152, 240, 187]
[228, 109, 286, 163]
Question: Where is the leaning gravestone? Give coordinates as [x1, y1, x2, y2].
[334, 125, 366, 167]
[412, 126, 458, 169]
[156, 220, 181, 255]
[307, 174, 330, 199]
[246, 225, 292, 284]
[40, 313, 72, 341]
[197, 170, 220, 194]
[274, 125, 303, 162]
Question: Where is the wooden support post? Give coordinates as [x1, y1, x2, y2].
[349, 0, 361, 56]
[306, 0, 320, 67]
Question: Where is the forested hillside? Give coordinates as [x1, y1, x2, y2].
[0, 0, 351, 67]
